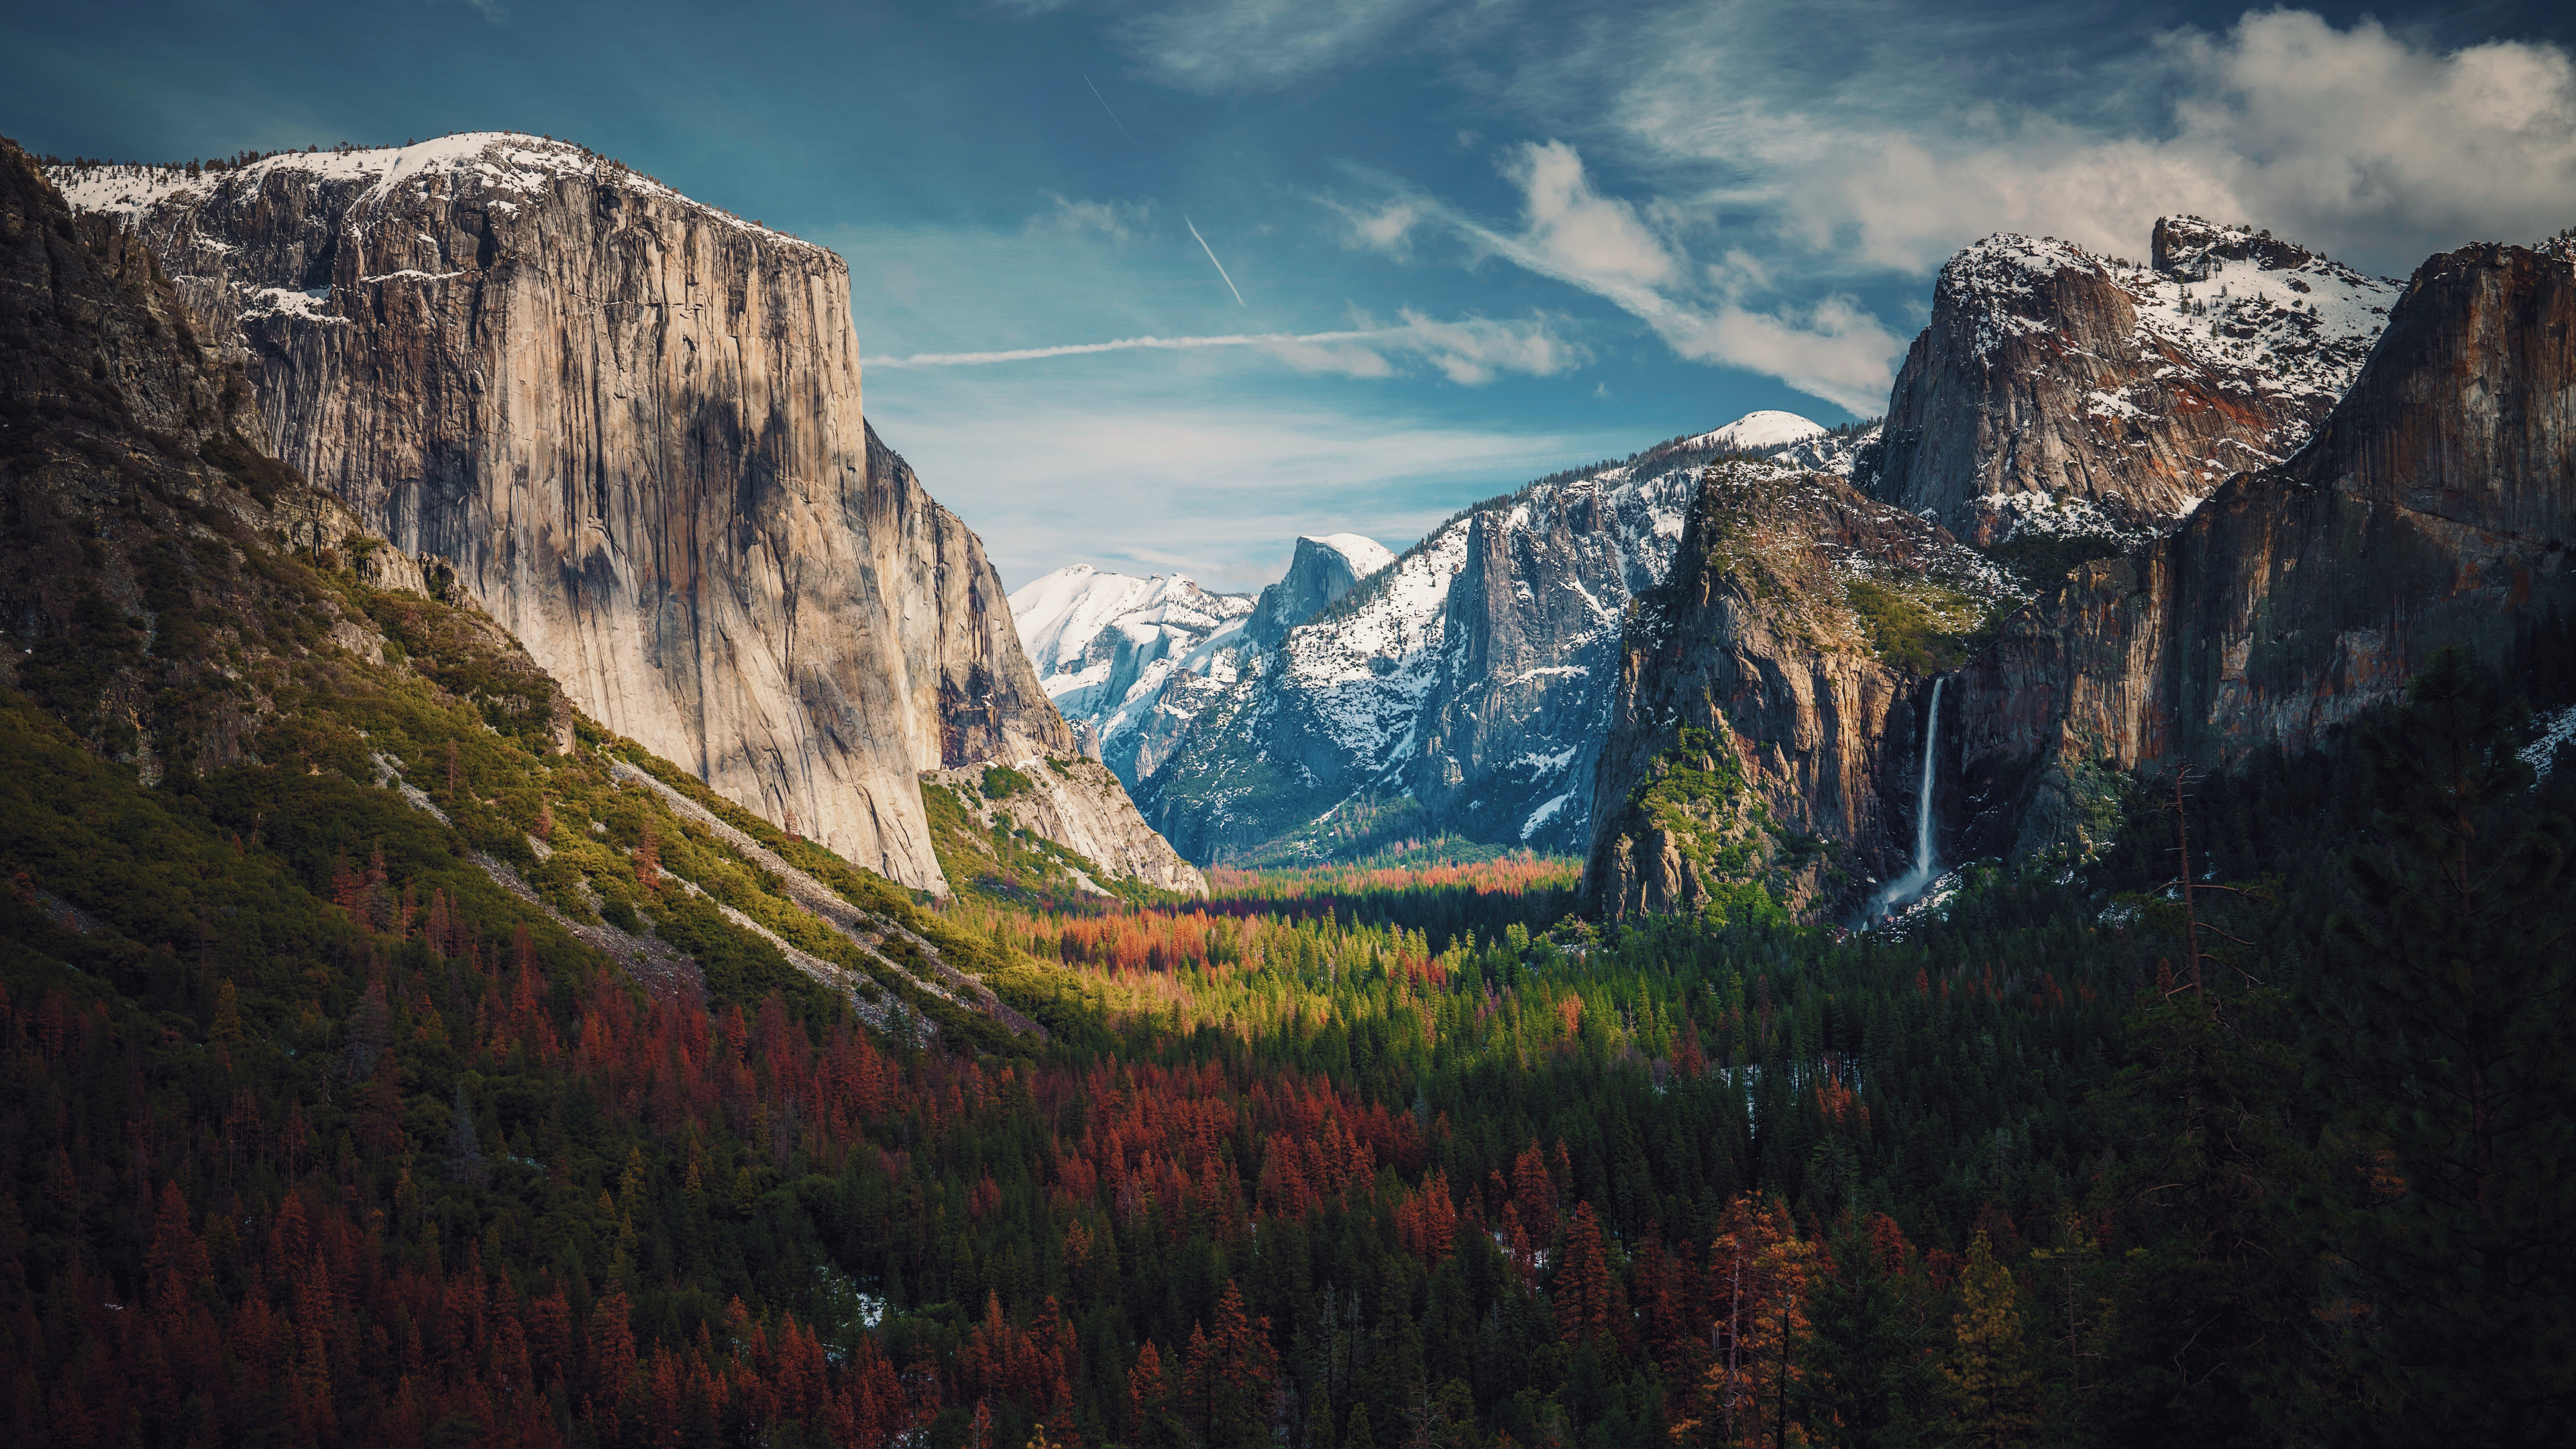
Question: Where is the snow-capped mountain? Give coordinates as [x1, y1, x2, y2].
[1860, 217, 2398, 547]
[1686, 409, 1829, 451]
[1131, 416, 1851, 863]
[1009, 566, 1256, 784]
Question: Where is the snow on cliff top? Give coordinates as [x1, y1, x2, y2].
[1945, 227, 2394, 391]
[1303, 534, 1397, 578]
[47, 132, 824, 252]
[1685, 410, 1828, 452]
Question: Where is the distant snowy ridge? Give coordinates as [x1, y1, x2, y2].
[1030, 410, 1884, 865]
[1008, 566, 1256, 784]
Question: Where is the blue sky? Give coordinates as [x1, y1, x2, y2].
[11, 0, 2576, 590]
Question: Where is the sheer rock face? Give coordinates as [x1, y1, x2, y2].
[1580, 466, 2021, 920]
[0, 137, 562, 780]
[49, 136, 1114, 893]
[1951, 241, 2576, 861]
[1246, 535, 1390, 649]
[1858, 220, 2396, 545]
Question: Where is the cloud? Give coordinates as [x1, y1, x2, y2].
[1120, 0, 1431, 93]
[1028, 192, 1155, 243]
[869, 311, 1586, 385]
[869, 398, 1613, 590]
[1386, 307, 1587, 384]
[1591, 7, 2576, 278]
[1504, 140, 1680, 289]
[1370, 142, 1905, 410]
[1335, 198, 1423, 258]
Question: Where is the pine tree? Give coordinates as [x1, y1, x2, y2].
[1799, 1212, 1935, 1449]
[1940, 1232, 2037, 1449]
[2314, 648, 2576, 1443]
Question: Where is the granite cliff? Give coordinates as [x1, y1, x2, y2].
[1857, 219, 2396, 548]
[1588, 227, 2575, 923]
[1580, 463, 2019, 919]
[1949, 237, 2576, 863]
[50, 135, 1191, 895]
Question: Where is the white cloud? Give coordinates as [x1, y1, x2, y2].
[1120, 0, 1432, 94]
[1336, 198, 1423, 258]
[1591, 8, 2576, 278]
[1029, 192, 1155, 243]
[1504, 140, 1680, 289]
[870, 311, 1585, 386]
[1372, 142, 1906, 411]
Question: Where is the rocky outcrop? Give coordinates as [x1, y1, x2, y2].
[1950, 239, 2576, 861]
[48, 136, 1142, 894]
[1246, 534, 1393, 648]
[922, 756, 1207, 894]
[1857, 219, 2396, 547]
[1581, 463, 2021, 920]
[0, 135, 571, 782]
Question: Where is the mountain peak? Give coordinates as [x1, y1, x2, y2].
[1689, 411, 1829, 452]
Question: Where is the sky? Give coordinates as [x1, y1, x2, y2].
[10, 1, 2576, 591]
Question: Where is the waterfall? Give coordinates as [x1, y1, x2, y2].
[1875, 676, 1945, 917]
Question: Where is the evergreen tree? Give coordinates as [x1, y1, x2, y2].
[1939, 1232, 2037, 1449]
[1798, 1212, 1935, 1448]
[2313, 648, 2576, 1444]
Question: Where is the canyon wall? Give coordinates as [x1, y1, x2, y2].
[49, 136, 1193, 893]
[1580, 464, 2019, 918]
[1951, 239, 2576, 859]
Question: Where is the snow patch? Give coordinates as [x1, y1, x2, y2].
[1520, 790, 1574, 841]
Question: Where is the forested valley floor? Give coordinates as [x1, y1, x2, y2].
[5, 615, 2572, 1448]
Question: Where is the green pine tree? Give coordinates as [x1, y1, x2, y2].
[2313, 647, 2576, 1444]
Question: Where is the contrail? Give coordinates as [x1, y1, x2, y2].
[1081, 74, 1138, 148]
[871, 327, 1390, 369]
[1185, 215, 1247, 307]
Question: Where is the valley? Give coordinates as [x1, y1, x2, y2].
[4, 97, 2573, 1449]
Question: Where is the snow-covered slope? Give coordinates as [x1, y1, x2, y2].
[1134, 434, 1748, 863]
[1686, 409, 1828, 451]
[1008, 566, 1254, 784]
[50, 134, 821, 255]
[1309, 533, 1396, 576]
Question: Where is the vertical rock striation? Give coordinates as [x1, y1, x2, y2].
[48, 136, 1150, 893]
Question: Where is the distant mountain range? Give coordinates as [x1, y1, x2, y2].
[27, 129, 2576, 925]
[1015, 417, 1876, 863]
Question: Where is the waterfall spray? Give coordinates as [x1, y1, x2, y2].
[1876, 676, 1945, 917]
